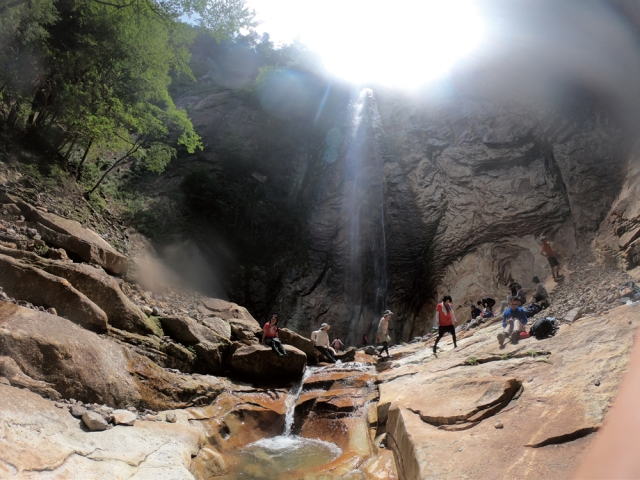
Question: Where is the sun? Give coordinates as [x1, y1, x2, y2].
[296, 0, 486, 88]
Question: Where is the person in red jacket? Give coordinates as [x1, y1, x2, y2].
[433, 295, 458, 354]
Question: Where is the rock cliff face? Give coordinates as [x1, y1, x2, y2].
[272, 92, 626, 342]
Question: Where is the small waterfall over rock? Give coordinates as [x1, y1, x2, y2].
[344, 88, 389, 344]
[283, 367, 312, 435]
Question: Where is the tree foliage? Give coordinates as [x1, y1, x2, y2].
[0, 0, 254, 193]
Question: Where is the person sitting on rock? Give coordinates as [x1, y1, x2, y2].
[311, 323, 336, 363]
[261, 315, 288, 357]
[481, 297, 496, 316]
[498, 298, 528, 346]
[540, 236, 562, 281]
[514, 283, 527, 306]
[433, 295, 458, 354]
[471, 302, 482, 319]
[532, 276, 548, 303]
[376, 310, 393, 358]
[331, 337, 344, 351]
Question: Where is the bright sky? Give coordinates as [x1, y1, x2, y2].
[245, 0, 486, 88]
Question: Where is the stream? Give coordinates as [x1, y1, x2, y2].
[225, 368, 343, 479]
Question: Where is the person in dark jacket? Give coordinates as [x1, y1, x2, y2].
[481, 297, 496, 313]
[470, 302, 482, 319]
[498, 299, 528, 346]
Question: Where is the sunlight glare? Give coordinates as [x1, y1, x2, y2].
[296, 0, 485, 87]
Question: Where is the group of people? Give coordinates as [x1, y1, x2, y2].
[262, 237, 562, 359]
[261, 315, 345, 363]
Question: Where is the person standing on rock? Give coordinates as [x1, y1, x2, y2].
[498, 298, 528, 346]
[433, 296, 458, 354]
[311, 323, 337, 363]
[261, 315, 288, 357]
[376, 310, 393, 358]
[540, 236, 562, 281]
[331, 337, 344, 351]
[532, 276, 548, 303]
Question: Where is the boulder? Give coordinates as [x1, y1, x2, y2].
[0, 355, 60, 400]
[111, 409, 136, 426]
[278, 328, 319, 364]
[201, 298, 261, 343]
[335, 346, 357, 362]
[230, 344, 306, 381]
[0, 254, 108, 330]
[202, 316, 232, 339]
[0, 245, 154, 335]
[0, 384, 203, 478]
[0, 302, 226, 409]
[194, 340, 230, 374]
[1, 193, 129, 275]
[82, 411, 108, 431]
[159, 316, 229, 346]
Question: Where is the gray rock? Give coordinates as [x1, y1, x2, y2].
[70, 405, 87, 418]
[494, 421, 504, 429]
[82, 411, 108, 431]
[165, 412, 177, 423]
[111, 409, 136, 426]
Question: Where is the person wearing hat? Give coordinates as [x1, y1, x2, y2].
[532, 276, 548, 303]
[311, 323, 336, 363]
[376, 310, 393, 358]
[261, 315, 288, 357]
[540, 236, 562, 281]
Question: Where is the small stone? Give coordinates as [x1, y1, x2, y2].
[70, 405, 87, 418]
[152, 306, 162, 316]
[494, 421, 503, 429]
[141, 306, 153, 316]
[54, 402, 66, 409]
[145, 414, 161, 422]
[82, 411, 108, 431]
[165, 411, 177, 423]
[127, 406, 137, 412]
[111, 409, 136, 426]
[527, 377, 533, 383]
[595, 380, 601, 387]
[99, 406, 114, 415]
[47, 307, 57, 316]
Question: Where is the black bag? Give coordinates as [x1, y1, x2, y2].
[522, 303, 543, 318]
[529, 317, 553, 339]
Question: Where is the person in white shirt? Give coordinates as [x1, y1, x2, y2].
[377, 310, 393, 358]
[311, 323, 336, 363]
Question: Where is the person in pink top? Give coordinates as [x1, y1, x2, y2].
[433, 295, 458, 355]
[261, 314, 287, 357]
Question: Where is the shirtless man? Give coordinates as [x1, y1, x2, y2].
[540, 236, 562, 281]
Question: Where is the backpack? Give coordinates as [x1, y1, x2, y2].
[522, 303, 543, 318]
[529, 317, 554, 339]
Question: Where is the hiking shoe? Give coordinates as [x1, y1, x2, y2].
[510, 331, 520, 344]
[497, 333, 505, 346]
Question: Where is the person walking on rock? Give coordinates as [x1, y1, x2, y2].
[331, 337, 344, 351]
[311, 323, 336, 363]
[377, 310, 393, 358]
[261, 315, 288, 356]
[433, 295, 458, 354]
[532, 276, 548, 303]
[498, 298, 528, 346]
[540, 236, 562, 281]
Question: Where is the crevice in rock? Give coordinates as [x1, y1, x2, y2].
[452, 350, 551, 369]
[525, 427, 599, 448]
[407, 379, 522, 428]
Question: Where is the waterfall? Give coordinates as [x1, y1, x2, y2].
[283, 368, 313, 436]
[344, 88, 389, 344]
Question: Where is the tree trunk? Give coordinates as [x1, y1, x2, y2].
[84, 144, 140, 197]
[76, 138, 93, 180]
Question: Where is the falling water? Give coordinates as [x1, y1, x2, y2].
[344, 88, 389, 344]
[283, 367, 313, 436]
